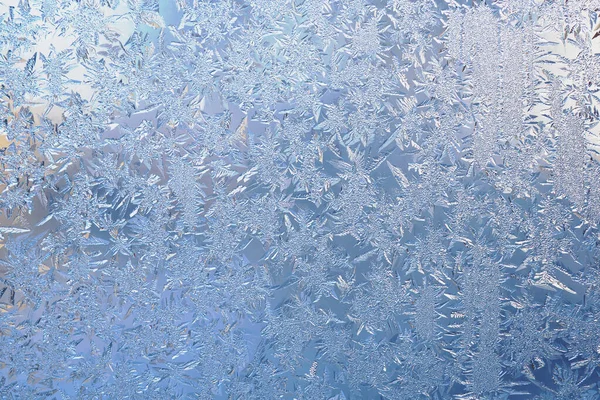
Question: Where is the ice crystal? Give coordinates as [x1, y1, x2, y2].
[1, 0, 600, 398]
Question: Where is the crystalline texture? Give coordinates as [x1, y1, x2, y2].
[1, 0, 600, 398]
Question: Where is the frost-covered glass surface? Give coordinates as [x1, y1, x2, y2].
[2, 0, 600, 398]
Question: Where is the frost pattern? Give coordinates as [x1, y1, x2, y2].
[1, 0, 600, 399]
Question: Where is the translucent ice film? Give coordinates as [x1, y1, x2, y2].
[2, 0, 600, 398]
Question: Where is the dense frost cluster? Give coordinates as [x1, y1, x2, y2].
[2, 0, 600, 398]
